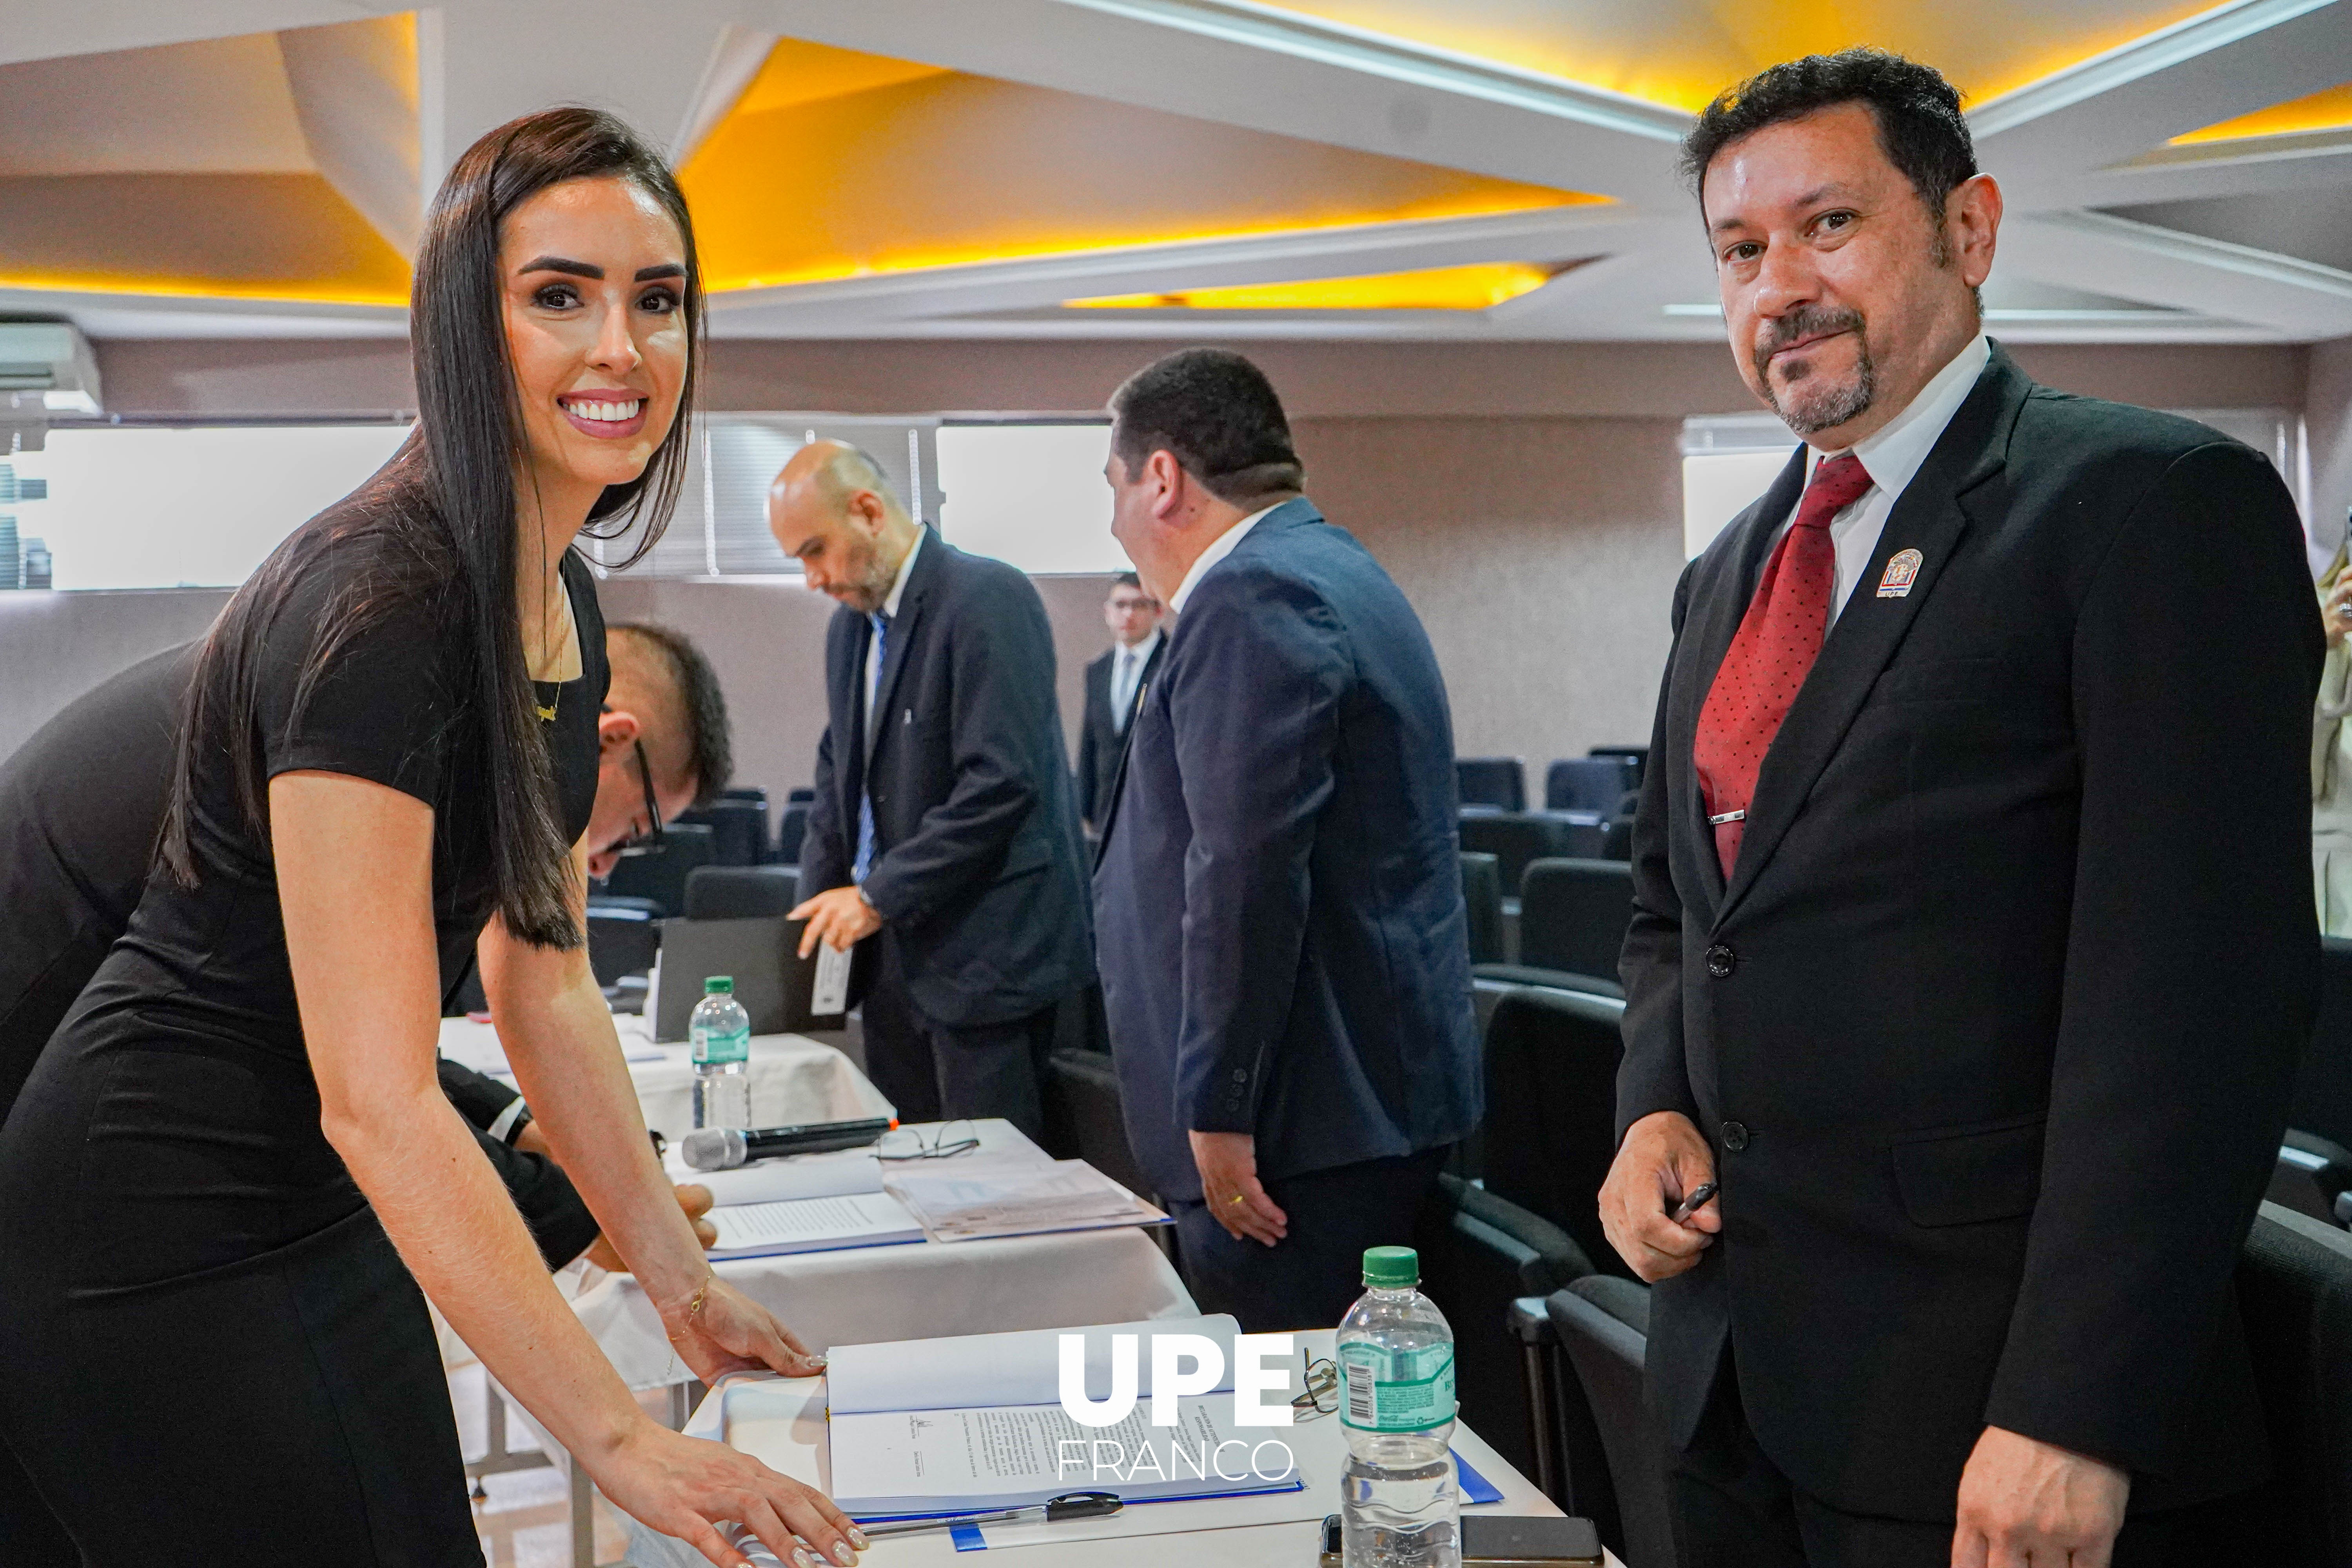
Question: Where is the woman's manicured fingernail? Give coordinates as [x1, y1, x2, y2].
[848, 1527, 870, 1550]
[791, 1550, 816, 1568]
[834, 1541, 857, 1564]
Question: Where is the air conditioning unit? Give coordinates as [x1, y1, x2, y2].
[0, 321, 102, 451]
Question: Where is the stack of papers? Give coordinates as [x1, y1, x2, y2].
[886, 1158, 1167, 1241]
[808, 1316, 1303, 1518]
[703, 1192, 925, 1260]
[676, 1148, 887, 1206]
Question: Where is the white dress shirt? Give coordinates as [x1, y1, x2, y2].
[1110, 627, 1161, 733]
[865, 526, 924, 745]
[1779, 333, 1991, 621]
[1168, 503, 1283, 614]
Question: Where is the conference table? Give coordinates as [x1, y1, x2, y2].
[436, 1012, 889, 1143]
[622, 1330, 1612, 1567]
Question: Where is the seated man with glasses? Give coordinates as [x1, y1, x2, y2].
[0, 618, 735, 1273]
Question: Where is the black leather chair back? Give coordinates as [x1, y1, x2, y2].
[585, 898, 663, 987]
[1457, 757, 1528, 813]
[720, 786, 768, 805]
[677, 799, 769, 867]
[1461, 852, 1505, 965]
[2291, 936, 2352, 1152]
[597, 823, 715, 918]
[1483, 985, 1632, 1278]
[1460, 812, 1571, 893]
[775, 802, 810, 868]
[1519, 858, 1635, 989]
[1041, 1047, 1155, 1204]
[1412, 1173, 1592, 1483]
[786, 786, 816, 803]
[1585, 746, 1648, 788]
[683, 864, 800, 921]
[1546, 756, 1641, 813]
[1547, 1277, 1675, 1568]
[1600, 816, 1634, 861]
[2233, 1202, 2352, 1562]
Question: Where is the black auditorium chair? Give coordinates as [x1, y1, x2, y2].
[1461, 852, 1506, 966]
[2289, 936, 2352, 1153]
[1599, 815, 1635, 862]
[1460, 812, 1576, 895]
[1586, 746, 1648, 788]
[1457, 757, 1528, 813]
[786, 786, 816, 804]
[683, 864, 800, 921]
[2232, 1202, 2352, 1562]
[1517, 858, 1635, 993]
[1545, 1277, 1674, 1568]
[585, 897, 663, 988]
[721, 786, 768, 805]
[2269, 1130, 2352, 1230]
[774, 802, 810, 869]
[1546, 756, 1642, 815]
[677, 798, 769, 866]
[1481, 985, 1633, 1278]
[1412, 1172, 1592, 1483]
[598, 822, 715, 918]
[1041, 1047, 1156, 1207]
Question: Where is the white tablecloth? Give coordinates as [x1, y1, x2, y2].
[437, 1013, 888, 1142]
[568, 1119, 1192, 1391]
[622, 1329, 1599, 1567]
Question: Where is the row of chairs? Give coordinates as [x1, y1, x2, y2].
[1459, 751, 1648, 815]
[1461, 852, 1635, 994]
[1461, 811, 1631, 891]
[596, 786, 815, 919]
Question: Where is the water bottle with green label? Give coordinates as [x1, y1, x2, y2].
[689, 976, 751, 1131]
[1338, 1245, 1459, 1568]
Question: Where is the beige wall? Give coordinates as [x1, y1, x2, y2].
[9, 333, 2328, 788]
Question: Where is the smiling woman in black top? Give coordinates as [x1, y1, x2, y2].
[0, 110, 862, 1568]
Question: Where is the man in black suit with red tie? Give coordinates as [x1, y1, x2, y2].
[1597, 51, 2321, 1568]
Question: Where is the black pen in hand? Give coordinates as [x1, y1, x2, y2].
[1669, 1181, 1719, 1225]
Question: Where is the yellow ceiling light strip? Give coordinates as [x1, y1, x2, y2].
[1067, 261, 1557, 311]
[682, 37, 1597, 295]
[2170, 80, 2352, 144]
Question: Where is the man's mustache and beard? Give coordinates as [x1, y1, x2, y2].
[835, 532, 897, 614]
[1755, 303, 1874, 437]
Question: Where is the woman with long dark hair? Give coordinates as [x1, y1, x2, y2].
[0, 110, 863, 1568]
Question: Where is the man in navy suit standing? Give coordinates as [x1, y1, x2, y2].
[1093, 349, 1481, 1332]
[777, 441, 1093, 1140]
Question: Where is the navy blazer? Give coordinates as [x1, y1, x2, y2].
[1620, 346, 2320, 1518]
[799, 530, 1094, 1028]
[1094, 499, 1481, 1201]
[1075, 635, 1165, 826]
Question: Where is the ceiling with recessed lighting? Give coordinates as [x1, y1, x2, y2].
[0, 0, 2348, 345]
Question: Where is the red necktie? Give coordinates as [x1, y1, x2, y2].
[1693, 453, 1875, 877]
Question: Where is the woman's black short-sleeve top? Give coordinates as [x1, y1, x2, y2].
[122, 511, 609, 1056]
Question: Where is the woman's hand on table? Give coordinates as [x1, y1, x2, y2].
[588, 1183, 715, 1273]
[591, 1420, 866, 1568]
[661, 1274, 827, 1383]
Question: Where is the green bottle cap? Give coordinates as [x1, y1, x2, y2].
[1362, 1246, 1419, 1288]
[704, 976, 733, 995]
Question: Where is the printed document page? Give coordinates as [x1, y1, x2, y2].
[704, 1191, 924, 1259]
[825, 1314, 1241, 1415]
[887, 1158, 1166, 1241]
[829, 1394, 1303, 1516]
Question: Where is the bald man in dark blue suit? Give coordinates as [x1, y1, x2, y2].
[1093, 350, 1481, 1332]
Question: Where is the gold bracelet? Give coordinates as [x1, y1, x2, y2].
[687, 1281, 710, 1320]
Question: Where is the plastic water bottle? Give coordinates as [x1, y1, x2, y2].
[1338, 1246, 1459, 1568]
[689, 976, 751, 1131]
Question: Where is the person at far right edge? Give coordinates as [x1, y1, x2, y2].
[1597, 49, 2322, 1568]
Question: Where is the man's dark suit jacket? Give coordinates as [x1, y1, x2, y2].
[1094, 498, 1482, 1202]
[0, 644, 601, 1269]
[1619, 344, 2321, 1521]
[798, 530, 1093, 1028]
[1075, 636, 1165, 827]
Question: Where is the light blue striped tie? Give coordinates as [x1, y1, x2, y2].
[853, 611, 888, 883]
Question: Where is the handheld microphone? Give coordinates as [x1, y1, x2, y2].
[680, 1116, 897, 1172]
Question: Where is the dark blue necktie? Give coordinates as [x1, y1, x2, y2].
[854, 611, 889, 883]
